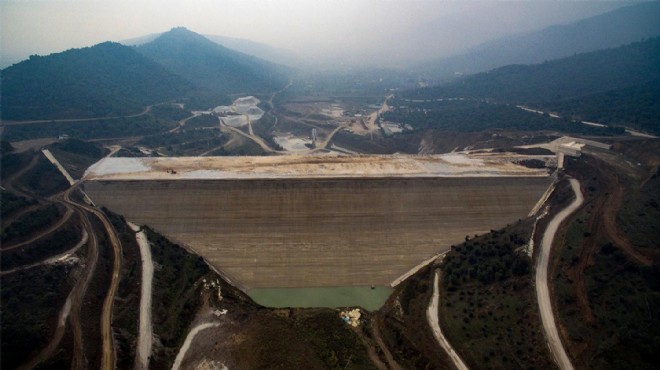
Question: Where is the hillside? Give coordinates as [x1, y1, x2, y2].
[122, 32, 297, 66]
[419, 2, 660, 79]
[136, 27, 290, 95]
[0, 42, 192, 120]
[543, 80, 660, 135]
[405, 37, 660, 105]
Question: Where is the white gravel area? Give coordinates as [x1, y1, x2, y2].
[84, 153, 549, 181]
[84, 158, 150, 177]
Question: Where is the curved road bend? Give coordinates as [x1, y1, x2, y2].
[61, 184, 123, 370]
[536, 178, 583, 370]
[171, 323, 221, 370]
[2, 206, 74, 251]
[65, 206, 100, 370]
[0, 229, 88, 276]
[16, 189, 98, 370]
[2, 154, 40, 199]
[82, 202, 122, 370]
[220, 122, 280, 154]
[427, 270, 470, 370]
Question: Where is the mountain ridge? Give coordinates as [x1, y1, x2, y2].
[1, 42, 192, 120]
[406, 37, 660, 105]
[418, 2, 660, 79]
[136, 27, 290, 95]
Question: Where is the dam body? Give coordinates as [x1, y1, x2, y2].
[84, 155, 552, 307]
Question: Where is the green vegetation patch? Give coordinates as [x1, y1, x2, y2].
[236, 309, 376, 370]
[555, 155, 660, 369]
[584, 247, 660, 369]
[1, 265, 72, 369]
[0, 190, 36, 220]
[11, 155, 69, 197]
[1, 216, 81, 270]
[379, 267, 452, 369]
[183, 114, 219, 128]
[47, 139, 108, 179]
[105, 211, 141, 368]
[3, 114, 178, 142]
[440, 223, 555, 370]
[137, 128, 227, 156]
[293, 309, 377, 369]
[383, 99, 624, 135]
[1, 203, 62, 244]
[544, 80, 660, 135]
[151, 104, 191, 121]
[617, 167, 660, 249]
[145, 226, 210, 368]
[0, 151, 32, 180]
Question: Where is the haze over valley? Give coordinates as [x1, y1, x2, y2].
[1, 1, 659, 369]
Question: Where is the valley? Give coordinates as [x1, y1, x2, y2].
[1, 6, 659, 369]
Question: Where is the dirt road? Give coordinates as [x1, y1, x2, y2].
[220, 122, 280, 154]
[427, 270, 470, 370]
[171, 322, 221, 370]
[17, 292, 73, 370]
[370, 318, 403, 370]
[367, 94, 393, 132]
[536, 178, 583, 370]
[310, 123, 348, 152]
[129, 222, 154, 370]
[17, 188, 98, 370]
[0, 105, 153, 126]
[61, 182, 123, 370]
[2, 153, 40, 198]
[2, 206, 74, 251]
[42, 149, 76, 185]
[59, 188, 101, 370]
[0, 229, 87, 276]
[88, 204, 122, 370]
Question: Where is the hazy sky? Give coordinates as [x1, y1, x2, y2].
[1, 0, 636, 67]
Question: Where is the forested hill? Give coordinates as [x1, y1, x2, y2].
[1, 42, 192, 120]
[136, 27, 290, 94]
[405, 37, 660, 105]
[543, 81, 660, 135]
[418, 1, 660, 79]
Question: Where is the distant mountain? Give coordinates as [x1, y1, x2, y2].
[122, 32, 297, 66]
[136, 27, 290, 95]
[202, 35, 297, 67]
[1, 42, 192, 120]
[419, 2, 660, 79]
[405, 37, 660, 105]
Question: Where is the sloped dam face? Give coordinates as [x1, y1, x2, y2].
[85, 177, 549, 296]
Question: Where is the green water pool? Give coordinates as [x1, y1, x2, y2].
[247, 286, 392, 311]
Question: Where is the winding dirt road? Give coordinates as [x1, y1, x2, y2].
[2, 154, 40, 198]
[171, 322, 221, 370]
[129, 222, 154, 370]
[427, 270, 470, 370]
[56, 182, 122, 370]
[220, 122, 280, 154]
[0, 105, 153, 126]
[0, 229, 88, 276]
[536, 178, 583, 370]
[66, 205, 100, 370]
[2, 206, 74, 251]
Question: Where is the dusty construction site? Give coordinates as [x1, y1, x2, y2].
[83, 153, 552, 290]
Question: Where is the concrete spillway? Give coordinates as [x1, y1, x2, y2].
[84, 174, 551, 290]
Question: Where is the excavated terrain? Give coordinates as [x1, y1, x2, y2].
[85, 176, 550, 289]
